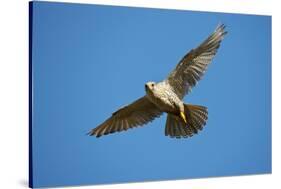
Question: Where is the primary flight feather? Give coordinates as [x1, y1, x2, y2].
[88, 24, 227, 138]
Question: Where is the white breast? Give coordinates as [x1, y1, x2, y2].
[146, 82, 181, 113]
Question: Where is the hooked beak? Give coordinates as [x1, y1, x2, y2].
[145, 84, 148, 90]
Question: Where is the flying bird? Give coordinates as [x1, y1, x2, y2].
[88, 24, 227, 138]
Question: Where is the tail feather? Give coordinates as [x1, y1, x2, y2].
[165, 115, 189, 138]
[165, 104, 208, 138]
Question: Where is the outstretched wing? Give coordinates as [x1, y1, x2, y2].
[166, 24, 227, 99]
[88, 96, 163, 137]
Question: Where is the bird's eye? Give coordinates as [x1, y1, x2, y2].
[151, 83, 154, 87]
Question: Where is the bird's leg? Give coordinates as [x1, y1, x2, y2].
[180, 111, 187, 124]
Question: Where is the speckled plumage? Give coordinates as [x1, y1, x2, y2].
[89, 24, 227, 138]
[145, 81, 184, 115]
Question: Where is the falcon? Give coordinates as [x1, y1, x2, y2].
[88, 24, 227, 138]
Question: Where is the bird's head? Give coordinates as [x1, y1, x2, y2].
[145, 81, 156, 92]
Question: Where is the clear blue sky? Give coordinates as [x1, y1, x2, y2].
[31, 1, 271, 188]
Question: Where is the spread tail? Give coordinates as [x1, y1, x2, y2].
[165, 104, 208, 138]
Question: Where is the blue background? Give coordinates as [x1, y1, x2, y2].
[31, 1, 271, 188]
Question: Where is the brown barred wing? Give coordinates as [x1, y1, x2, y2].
[166, 24, 227, 99]
[88, 96, 163, 137]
